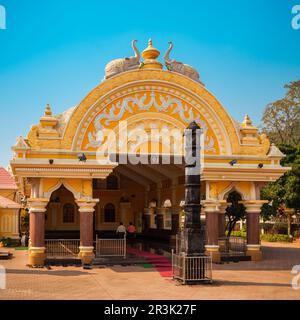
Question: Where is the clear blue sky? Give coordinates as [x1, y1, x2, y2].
[0, 0, 299, 167]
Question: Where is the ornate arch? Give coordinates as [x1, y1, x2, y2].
[218, 183, 248, 201]
[60, 70, 239, 155]
[43, 179, 81, 200]
[223, 188, 245, 201]
[74, 87, 229, 155]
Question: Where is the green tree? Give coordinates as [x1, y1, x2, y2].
[225, 191, 246, 237]
[261, 145, 300, 235]
[261, 80, 300, 146]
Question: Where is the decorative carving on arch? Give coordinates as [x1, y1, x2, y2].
[218, 183, 250, 201]
[222, 188, 245, 202]
[26, 71, 248, 155]
[92, 91, 199, 132]
[97, 113, 214, 156]
[43, 179, 81, 200]
[73, 88, 230, 155]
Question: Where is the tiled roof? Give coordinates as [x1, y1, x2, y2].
[0, 167, 17, 190]
[0, 195, 21, 209]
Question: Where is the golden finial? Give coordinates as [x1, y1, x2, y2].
[242, 114, 252, 127]
[142, 38, 160, 60]
[240, 114, 260, 144]
[141, 39, 163, 69]
[44, 104, 52, 116]
[39, 103, 59, 138]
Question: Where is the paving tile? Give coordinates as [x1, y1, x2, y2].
[0, 242, 299, 300]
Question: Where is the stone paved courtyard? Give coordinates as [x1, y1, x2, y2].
[0, 241, 299, 300]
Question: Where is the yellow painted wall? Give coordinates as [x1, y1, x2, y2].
[93, 175, 146, 231]
[0, 208, 19, 239]
[209, 181, 253, 200]
[0, 188, 20, 239]
[42, 178, 93, 199]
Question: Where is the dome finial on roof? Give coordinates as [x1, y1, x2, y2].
[142, 38, 160, 60]
[44, 103, 53, 116]
[242, 114, 252, 127]
[240, 114, 260, 144]
[141, 39, 163, 69]
[39, 103, 59, 139]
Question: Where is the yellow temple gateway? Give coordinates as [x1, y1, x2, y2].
[10, 40, 288, 266]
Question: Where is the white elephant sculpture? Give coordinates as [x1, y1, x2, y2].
[105, 40, 140, 79]
[164, 42, 201, 82]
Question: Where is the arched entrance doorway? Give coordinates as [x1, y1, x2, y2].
[225, 191, 246, 237]
[45, 186, 79, 239]
[217, 190, 248, 260]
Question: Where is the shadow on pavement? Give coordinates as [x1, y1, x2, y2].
[6, 268, 92, 277]
[209, 279, 291, 288]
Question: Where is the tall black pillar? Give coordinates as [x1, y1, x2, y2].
[181, 121, 204, 255]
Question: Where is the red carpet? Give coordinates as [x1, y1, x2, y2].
[127, 247, 172, 277]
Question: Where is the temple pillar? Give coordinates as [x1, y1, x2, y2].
[171, 180, 179, 235]
[120, 202, 132, 227]
[203, 200, 221, 263]
[171, 209, 179, 234]
[143, 208, 151, 231]
[27, 198, 49, 266]
[217, 200, 230, 253]
[218, 200, 229, 238]
[240, 200, 268, 261]
[149, 207, 156, 228]
[218, 213, 225, 238]
[76, 199, 99, 265]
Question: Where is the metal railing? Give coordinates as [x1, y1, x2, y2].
[293, 217, 300, 224]
[175, 233, 181, 254]
[218, 236, 247, 256]
[45, 239, 80, 259]
[176, 233, 246, 257]
[172, 250, 212, 284]
[95, 235, 126, 258]
[265, 216, 300, 224]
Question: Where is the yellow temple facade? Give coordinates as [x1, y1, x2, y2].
[10, 40, 288, 265]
